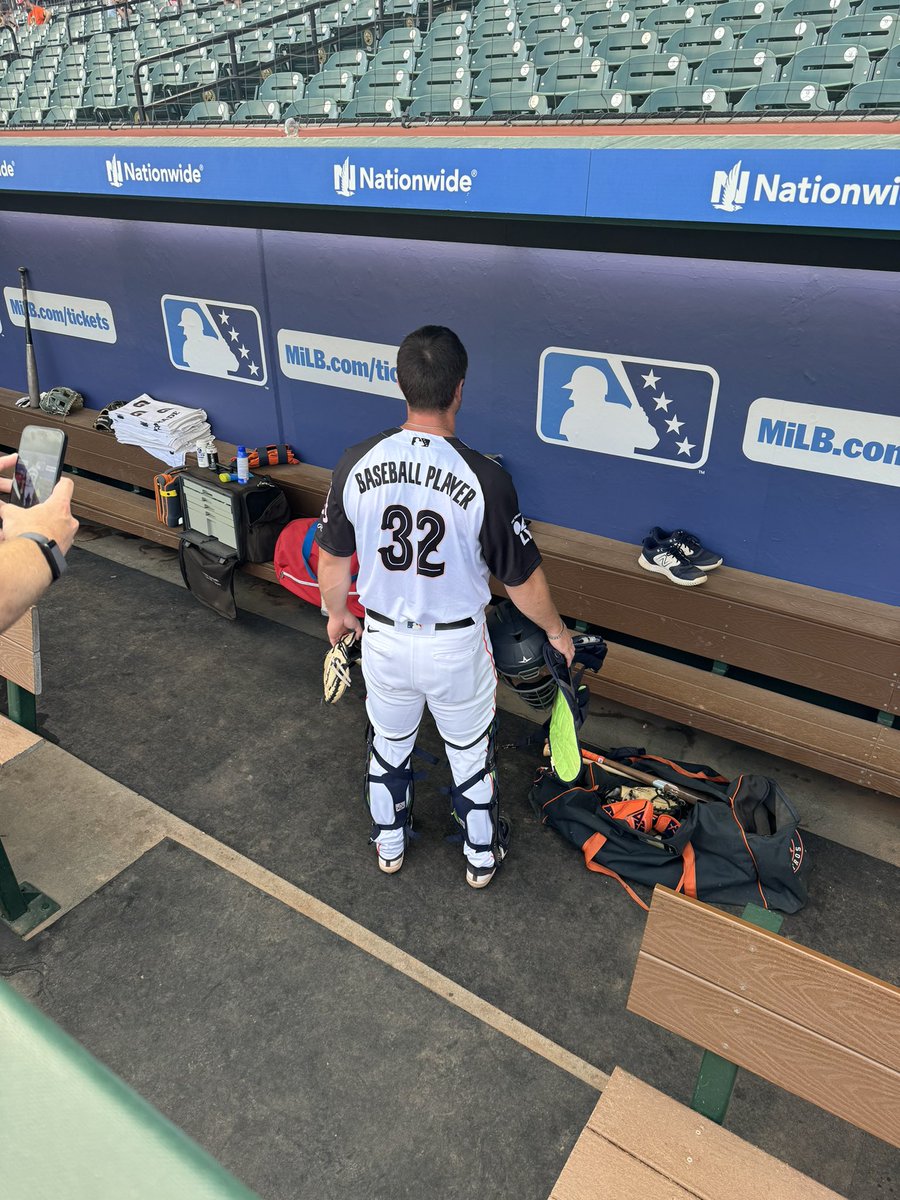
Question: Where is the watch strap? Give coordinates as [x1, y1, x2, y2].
[17, 532, 67, 582]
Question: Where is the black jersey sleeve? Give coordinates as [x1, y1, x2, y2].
[315, 454, 356, 558]
[449, 441, 542, 586]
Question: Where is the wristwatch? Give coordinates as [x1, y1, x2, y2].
[17, 533, 67, 582]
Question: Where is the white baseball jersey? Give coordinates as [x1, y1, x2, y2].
[316, 427, 541, 624]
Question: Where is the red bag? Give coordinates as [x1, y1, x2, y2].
[274, 518, 364, 619]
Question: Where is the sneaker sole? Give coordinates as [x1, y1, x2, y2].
[638, 555, 707, 586]
[466, 841, 507, 890]
[378, 854, 404, 875]
[697, 558, 724, 572]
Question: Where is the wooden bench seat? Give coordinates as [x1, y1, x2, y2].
[551, 886, 900, 1198]
[2, 391, 897, 795]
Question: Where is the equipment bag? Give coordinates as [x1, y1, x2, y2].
[532, 748, 809, 913]
[274, 517, 365, 619]
[178, 537, 239, 621]
[177, 467, 291, 564]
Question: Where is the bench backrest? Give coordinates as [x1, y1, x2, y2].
[0, 606, 40, 694]
[627, 885, 900, 1147]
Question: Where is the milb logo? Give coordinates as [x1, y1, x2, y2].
[537, 347, 718, 469]
[161, 295, 268, 386]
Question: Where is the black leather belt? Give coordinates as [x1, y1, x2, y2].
[367, 609, 476, 631]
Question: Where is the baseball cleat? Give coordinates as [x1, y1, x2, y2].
[466, 818, 509, 889]
[377, 849, 404, 875]
[645, 527, 723, 572]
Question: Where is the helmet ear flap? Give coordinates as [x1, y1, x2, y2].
[487, 599, 558, 712]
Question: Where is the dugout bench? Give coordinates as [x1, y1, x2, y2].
[551, 884, 900, 1199]
[2, 390, 898, 797]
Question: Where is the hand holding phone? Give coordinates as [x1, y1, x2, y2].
[12, 425, 68, 508]
[0, 475, 79, 553]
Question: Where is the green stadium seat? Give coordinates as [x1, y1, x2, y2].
[539, 56, 608, 98]
[735, 79, 832, 107]
[428, 11, 474, 36]
[471, 37, 528, 70]
[78, 83, 118, 118]
[741, 18, 818, 60]
[282, 96, 340, 118]
[531, 33, 591, 68]
[323, 49, 370, 77]
[356, 66, 412, 101]
[470, 17, 523, 48]
[43, 105, 79, 125]
[185, 99, 230, 121]
[383, 0, 423, 18]
[581, 10, 635, 41]
[521, 0, 571, 20]
[232, 98, 282, 120]
[477, 87, 551, 113]
[0, 85, 22, 110]
[26, 66, 56, 89]
[50, 82, 85, 108]
[841, 77, 900, 105]
[553, 83, 637, 110]
[406, 91, 473, 115]
[378, 26, 423, 51]
[856, 0, 900, 15]
[370, 45, 420, 69]
[780, 0, 851, 30]
[474, 0, 516, 16]
[709, 0, 774, 32]
[592, 28, 659, 65]
[522, 14, 574, 46]
[664, 24, 735, 67]
[339, 94, 404, 117]
[410, 64, 472, 96]
[343, 0, 378, 29]
[306, 68, 358, 102]
[9, 105, 44, 126]
[417, 43, 472, 70]
[472, 58, 538, 97]
[149, 60, 183, 97]
[21, 85, 51, 110]
[640, 4, 705, 36]
[825, 14, 900, 56]
[610, 50, 690, 92]
[868, 39, 900, 77]
[571, 0, 628, 15]
[642, 82, 730, 109]
[623, 0, 673, 18]
[694, 46, 779, 93]
[783, 43, 871, 91]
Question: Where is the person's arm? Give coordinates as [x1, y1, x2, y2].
[0, 472, 80, 633]
[505, 565, 575, 666]
[317, 548, 362, 647]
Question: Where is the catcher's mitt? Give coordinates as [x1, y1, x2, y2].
[323, 632, 360, 704]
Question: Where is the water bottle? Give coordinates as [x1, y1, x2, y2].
[236, 445, 250, 484]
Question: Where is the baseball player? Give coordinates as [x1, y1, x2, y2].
[317, 326, 574, 888]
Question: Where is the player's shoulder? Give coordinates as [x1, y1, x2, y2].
[334, 428, 401, 475]
[446, 438, 515, 489]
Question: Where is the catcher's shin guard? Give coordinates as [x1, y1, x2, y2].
[446, 721, 507, 863]
[365, 723, 417, 845]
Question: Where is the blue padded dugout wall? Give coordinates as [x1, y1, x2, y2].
[0, 209, 896, 606]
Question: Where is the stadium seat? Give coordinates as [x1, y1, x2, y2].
[611, 50, 690, 92]
[417, 43, 472, 70]
[869, 40, 900, 77]
[643, 83, 730, 109]
[232, 98, 282, 120]
[306, 69, 358, 102]
[382, 0, 422, 17]
[370, 45, 419, 69]
[78, 84, 118, 119]
[471, 37, 529, 70]
[150, 60, 183, 98]
[554, 83, 637, 110]
[184, 60, 220, 91]
[323, 49, 370, 77]
[783, 43, 871, 91]
[339, 94, 404, 117]
[593, 28, 659, 65]
[185, 99, 231, 121]
[581, 10, 635, 42]
[664, 24, 735, 67]
[623, 0, 674, 18]
[0, 85, 22, 110]
[709, 0, 774, 32]
[257, 70, 305, 104]
[428, 11, 474, 36]
[406, 91, 473, 116]
[520, 0, 571, 20]
[378, 27, 423, 52]
[741, 18, 818, 60]
[570, 0, 626, 14]
[735, 80, 832, 108]
[282, 96, 340, 118]
[356, 66, 412, 101]
[522, 14, 573, 46]
[43, 105, 79, 125]
[469, 17, 522, 49]
[8, 105, 44, 126]
[780, 0, 851, 30]
[50, 82, 85, 109]
[343, 0, 378, 29]
[21, 85, 51, 111]
[825, 14, 900, 57]
[841, 77, 900, 106]
[472, 58, 538, 97]
[477, 88, 551, 114]
[640, 4, 705, 36]
[539, 57, 609, 98]
[694, 46, 779, 93]
[410, 65, 473, 97]
[531, 33, 590, 68]
[856, 0, 900, 15]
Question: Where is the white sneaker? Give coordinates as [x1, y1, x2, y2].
[466, 819, 509, 889]
[378, 850, 404, 875]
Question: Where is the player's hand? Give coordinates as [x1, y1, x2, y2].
[0, 476, 79, 551]
[0, 452, 16, 495]
[550, 627, 576, 667]
[326, 610, 362, 647]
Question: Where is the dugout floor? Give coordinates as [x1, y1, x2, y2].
[1, 530, 898, 1200]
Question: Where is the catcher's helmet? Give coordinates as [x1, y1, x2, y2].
[487, 600, 557, 711]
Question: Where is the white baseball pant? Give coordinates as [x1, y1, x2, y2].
[361, 618, 498, 870]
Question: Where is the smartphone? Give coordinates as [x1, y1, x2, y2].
[12, 425, 68, 508]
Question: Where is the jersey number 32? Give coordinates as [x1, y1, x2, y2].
[378, 504, 446, 578]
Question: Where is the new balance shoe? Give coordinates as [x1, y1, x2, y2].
[646, 527, 723, 572]
[466, 817, 510, 889]
[377, 847, 404, 875]
[638, 541, 707, 587]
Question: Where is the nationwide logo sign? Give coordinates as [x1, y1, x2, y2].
[0, 160, 14, 179]
[105, 154, 204, 190]
[332, 156, 475, 199]
[711, 158, 900, 216]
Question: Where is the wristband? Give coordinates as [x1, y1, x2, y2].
[17, 532, 67, 582]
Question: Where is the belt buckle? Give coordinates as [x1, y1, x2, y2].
[403, 620, 422, 630]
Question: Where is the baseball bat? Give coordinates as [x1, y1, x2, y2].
[580, 750, 709, 806]
[18, 266, 41, 409]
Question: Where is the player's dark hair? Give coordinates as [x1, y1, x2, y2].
[396, 326, 468, 413]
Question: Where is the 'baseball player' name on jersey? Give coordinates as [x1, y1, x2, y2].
[353, 460, 477, 510]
